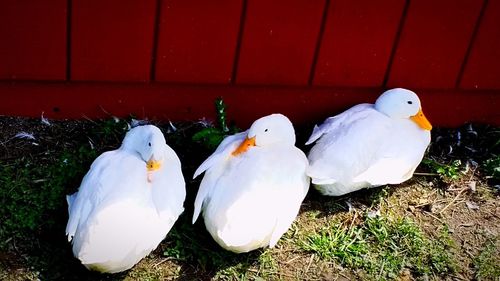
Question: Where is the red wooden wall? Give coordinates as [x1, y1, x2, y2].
[0, 0, 499, 127]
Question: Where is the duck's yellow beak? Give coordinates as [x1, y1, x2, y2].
[232, 136, 256, 156]
[146, 157, 162, 171]
[410, 108, 432, 130]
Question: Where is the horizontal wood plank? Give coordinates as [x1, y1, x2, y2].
[1, 82, 499, 127]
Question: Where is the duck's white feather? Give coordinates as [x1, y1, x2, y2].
[199, 145, 308, 253]
[192, 131, 247, 223]
[193, 131, 247, 179]
[307, 103, 430, 196]
[305, 104, 372, 145]
[193, 114, 309, 253]
[66, 133, 185, 273]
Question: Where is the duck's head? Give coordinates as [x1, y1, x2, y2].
[232, 114, 296, 156]
[374, 88, 432, 130]
[122, 125, 166, 171]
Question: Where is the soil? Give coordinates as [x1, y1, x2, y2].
[0, 115, 498, 280]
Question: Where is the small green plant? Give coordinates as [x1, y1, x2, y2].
[474, 237, 500, 280]
[300, 216, 456, 279]
[422, 158, 462, 180]
[192, 97, 239, 149]
[483, 155, 500, 181]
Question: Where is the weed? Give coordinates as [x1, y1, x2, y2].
[422, 158, 462, 180]
[367, 186, 390, 207]
[474, 237, 500, 280]
[483, 155, 500, 182]
[192, 97, 239, 149]
[300, 215, 456, 280]
[257, 249, 278, 278]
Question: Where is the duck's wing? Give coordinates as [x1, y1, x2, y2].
[306, 105, 392, 186]
[193, 131, 247, 179]
[351, 122, 430, 186]
[269, 148, 310, 248]
[351, 157, 416, 185]
[151, 144, 186, 221]
[305, 104, 372, 145]
[65, 151, 117, 242]
[192, 131, 247, 224]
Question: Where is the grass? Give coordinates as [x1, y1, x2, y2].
[474, 236, 500, 280]
[0, 146, 96, 248]
[300, 215, 457, 280]
[0, 117, 498, 280]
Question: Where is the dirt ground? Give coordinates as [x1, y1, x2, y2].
[0, 115, 498, 280]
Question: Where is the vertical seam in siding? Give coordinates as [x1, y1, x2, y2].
[455, 0, 489, 88]
[150, 0, 163, 82]
[382, 0, 411, 89]
[308, 0, 330, 86]
[66, 0, 72, 81]
[231, 0, 248, 85]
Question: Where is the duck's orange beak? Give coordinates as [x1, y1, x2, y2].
[146, 157, 162, 171]
[410, 108, 432, 130]
[146, 157, 162, 183]
[232, 136, 256, 156]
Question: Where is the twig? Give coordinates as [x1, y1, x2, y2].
[423, 211, 446, 224]
[247, 269, 308, 280]
[378, 260, 385, 279]
[438, 186, 468, 214]
[305, 254, 315, 273]
[415, 199, 447, 208]
[32, 179, 48, 183]
[348, 211, 358, 231]
[414, 172, 440, 176]
[153, 257, 175, 268]
[285, 256, 301, 264]
[337, 272, 351, 280]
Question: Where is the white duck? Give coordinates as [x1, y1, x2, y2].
[65, 125, 186, 273]
[192, 114, 309, 253]
[306, 88, 432, 196]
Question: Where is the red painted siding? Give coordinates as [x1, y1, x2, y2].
[0, 1, 499, 127]
[236, 0, 325, 85]
[0, 0, 67, 80]
[71, 0, 156, 81]
[155, 0, 243, 84]
[460, 0, 500, 89]
[314, 0, 405, 87]
[387, 0, 483, 88]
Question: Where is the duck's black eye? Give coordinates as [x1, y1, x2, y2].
[407, 101, 413, 104]
[148, 142, 152, 147]
[264, 128, 269, 132]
